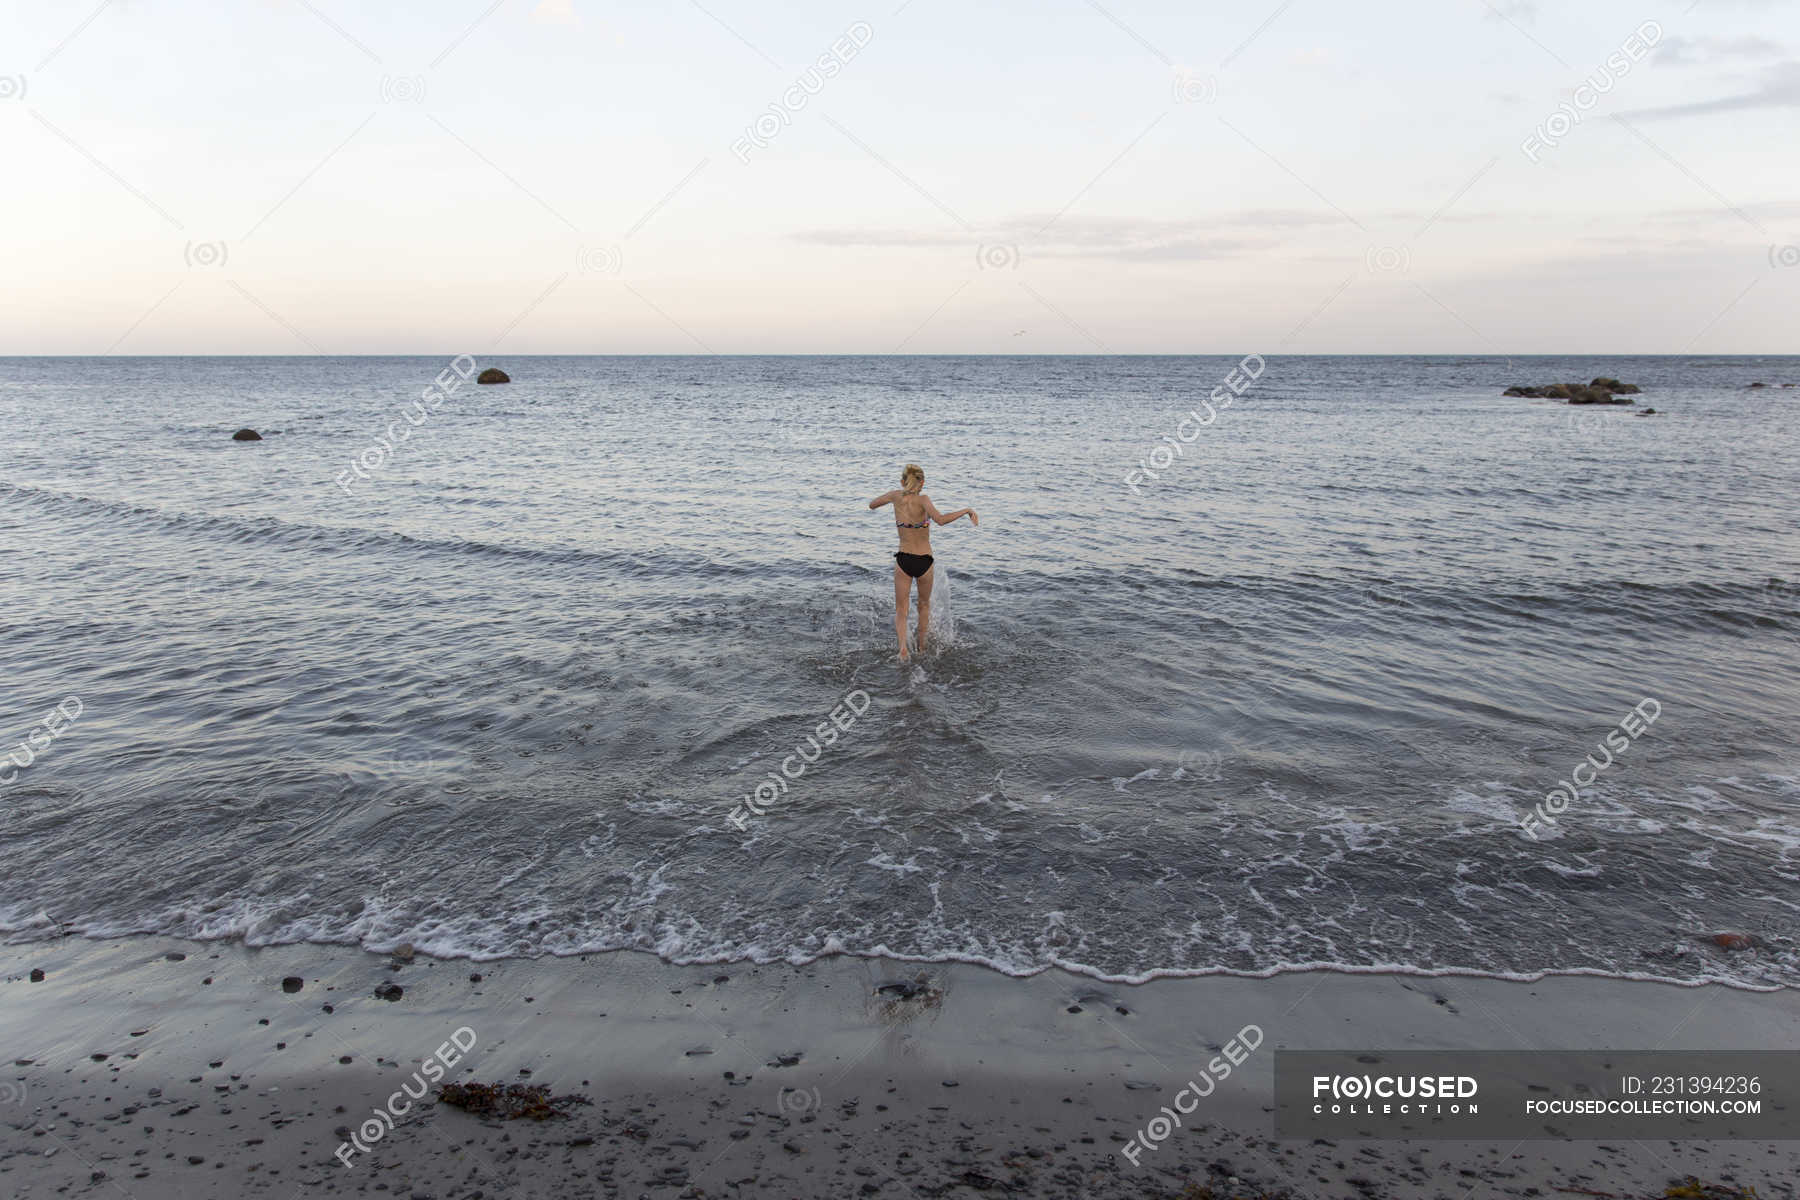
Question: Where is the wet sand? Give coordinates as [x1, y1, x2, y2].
[3, 937, 1797, 1198]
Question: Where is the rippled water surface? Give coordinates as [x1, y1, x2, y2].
[3, 355, 1798, 986]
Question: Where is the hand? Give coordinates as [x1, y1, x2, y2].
[967, 510, 979, 526]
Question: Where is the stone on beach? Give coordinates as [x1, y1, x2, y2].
[477, 367, 510, 384]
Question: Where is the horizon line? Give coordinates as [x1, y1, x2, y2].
[4, 352, 1800, 360]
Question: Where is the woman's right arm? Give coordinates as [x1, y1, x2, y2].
[868, 490, 897, 510]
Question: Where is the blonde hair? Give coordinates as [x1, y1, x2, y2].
[900, 463, 925, 493]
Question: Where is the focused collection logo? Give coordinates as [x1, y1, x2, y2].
[1311, 1073, 1479, 1116]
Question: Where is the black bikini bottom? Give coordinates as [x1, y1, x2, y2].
[894, 552, 934, 579]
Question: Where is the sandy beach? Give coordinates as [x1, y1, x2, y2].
[5, 938, 1797, 1199]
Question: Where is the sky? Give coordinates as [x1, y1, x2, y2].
[2, 0, 1798, 354]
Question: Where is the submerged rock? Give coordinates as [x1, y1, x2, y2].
[477, 367, 510, 384]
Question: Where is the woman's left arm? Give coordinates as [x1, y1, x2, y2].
[924, 497, 978, 527]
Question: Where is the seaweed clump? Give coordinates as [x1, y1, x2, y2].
[1553, 1178, 1760, 1198]
[436, 1081, 592, 1120]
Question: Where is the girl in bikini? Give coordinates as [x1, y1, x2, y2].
[868, 463, 979, 662]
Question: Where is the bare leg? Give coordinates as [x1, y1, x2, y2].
[893, 565, 912, 661]
[915, 565, 935, 653]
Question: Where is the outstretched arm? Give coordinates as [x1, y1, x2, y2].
[868, 489, 898, 510]
[924, 496, 979, 527]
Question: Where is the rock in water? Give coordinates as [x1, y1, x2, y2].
[1567, 385, 1634, 405]
[1710, 932, 1757, 951]
[374, 982, 404, 1001]
[477, 368, 510, 385]
[392, 943, 416, 963]
[231, 428, 262, 441]
[1505, 378, 1641, 402]
[281, 976, 304, 993]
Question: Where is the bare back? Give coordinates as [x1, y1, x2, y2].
[893, 492, 932, 554]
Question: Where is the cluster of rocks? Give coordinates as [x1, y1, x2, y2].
[1504, 377, 1642, 405]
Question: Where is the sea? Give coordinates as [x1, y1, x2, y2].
[3, 354, 1798, 988]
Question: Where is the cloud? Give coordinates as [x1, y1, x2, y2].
[796, 209, 1509, 263]
[794, 211, 1412, 263]
[1646, 200, 1800, 224]
[1627, 60, 1800, 117]
[1654, 34, 1783, 65]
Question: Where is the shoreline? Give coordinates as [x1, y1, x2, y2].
[5, 936, 1798, 1198]
[10, 917, 1786, 992]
